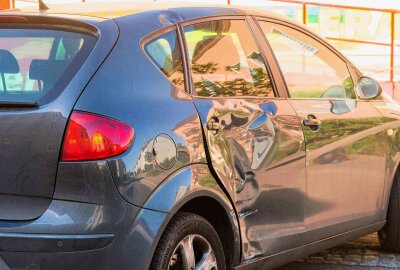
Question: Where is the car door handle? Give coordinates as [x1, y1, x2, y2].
[207, 117, 221, 134]
[303, 115, 321, 130]
[303, 118, 321, 126]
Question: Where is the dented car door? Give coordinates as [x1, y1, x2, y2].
[182, 18, 307, 258]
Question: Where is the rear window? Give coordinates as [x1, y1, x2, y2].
[0, 29, 96, 104]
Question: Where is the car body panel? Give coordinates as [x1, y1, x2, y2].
[369, 96, 400, 212]
[74, 12, 207, 207]
[235, 221, 385, 270]
[194, 96, 307, 259]
[289, 99, 387, 231]
[252, 15, 392, 263]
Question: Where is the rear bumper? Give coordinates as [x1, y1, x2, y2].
[0, 199, 170, 270]
[0, 198, 134, 270]
[0, 246, 115, 270]
[0, 161, 172, 270]
[0, 244, 126, 270]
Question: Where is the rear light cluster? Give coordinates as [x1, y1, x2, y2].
[61, 111, 134, 161]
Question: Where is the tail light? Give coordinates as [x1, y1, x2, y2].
[61, 111, 134, 161]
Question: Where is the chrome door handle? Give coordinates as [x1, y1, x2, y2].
[207, 117, 220, 134]
[303, 115, 321, 131]
[303, 118, 321, 126]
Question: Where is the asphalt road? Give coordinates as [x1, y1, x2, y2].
[277, 233, 400, 269]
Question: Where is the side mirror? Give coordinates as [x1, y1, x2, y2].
[356, 76, 382, 99]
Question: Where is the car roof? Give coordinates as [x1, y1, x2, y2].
[2, 1, 288, 23]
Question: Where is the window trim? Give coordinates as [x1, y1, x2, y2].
[177, 23, 192, 95]
[140, 25, 191, 96]
[247, 16, 288, 98]
[255, 17, 360, 101]
[179, 15, 280, 99]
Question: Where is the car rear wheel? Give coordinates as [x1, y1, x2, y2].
[379, 171, 400, 252]
[150, 212, 225, 270]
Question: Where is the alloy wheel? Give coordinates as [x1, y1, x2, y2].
[169, 234, 217, 270]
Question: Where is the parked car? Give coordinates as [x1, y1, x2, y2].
[1, 2, 400, 269]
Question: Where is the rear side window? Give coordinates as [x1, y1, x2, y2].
[145, 30, 185, 89]
[0, 29, 95, 104]
[183, 20, 274, 98]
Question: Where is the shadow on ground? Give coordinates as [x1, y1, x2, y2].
[277, 233, 400, 269]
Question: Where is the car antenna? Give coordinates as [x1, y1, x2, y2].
[38, 0, 49, 11]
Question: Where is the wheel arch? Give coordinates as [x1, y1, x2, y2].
[173, 194, 241, 267]
[142, 163, 242, 268]
[382, 142, 400, 215]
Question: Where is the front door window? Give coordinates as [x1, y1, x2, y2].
[259, 21, 356, 99]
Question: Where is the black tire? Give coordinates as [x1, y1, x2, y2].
[150, 212, 226, 270]
[379, 172, 400, 252]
